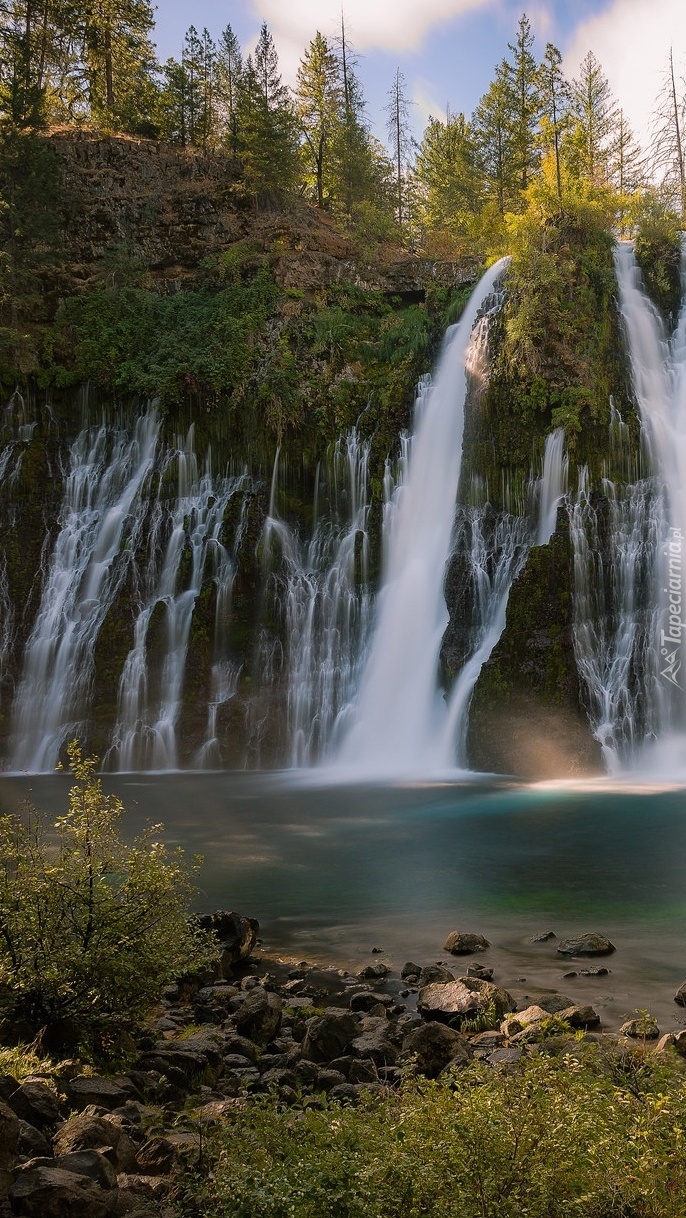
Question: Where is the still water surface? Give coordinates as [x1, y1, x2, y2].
[1, 772, 686, 1030]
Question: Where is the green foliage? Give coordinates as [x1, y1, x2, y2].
[51, 266, 279, 407]
[0, 741, 216, 1033]
[185, 1048, 686, 1217]
[633, 189, 683, 320]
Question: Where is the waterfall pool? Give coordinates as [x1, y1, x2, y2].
[2, 770, 686, 1032]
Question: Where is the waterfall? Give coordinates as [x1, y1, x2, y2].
[257, 432, 374, 766]
[108, 434, 247, 771]
[568, 467, 662, 771]
[537, 427, 568, 545]
[335, 258, 512, 776]
[440, 505, 532, 766]
[602, 242, 686, 770]
[10, 414, 160, 772]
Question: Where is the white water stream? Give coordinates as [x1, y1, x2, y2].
[335, 259, 513, 775]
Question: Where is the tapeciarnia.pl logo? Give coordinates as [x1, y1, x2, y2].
[661, 526, 684, 688]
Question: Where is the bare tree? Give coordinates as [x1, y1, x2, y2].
[650, 47, 686, 219]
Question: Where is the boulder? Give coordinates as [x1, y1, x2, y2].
[556, 933, 615, 957]
[196, 910, 259, 975]
[443, 932, 490, 955]
[357, 964, 389, 981]
[9, 1164, 117, 1217]
[53, 1114, 139, 1174]
[501, 1004, 549, 1038]
[537, 994, 575, 1014]
[417, 966, 455, 987]
[417, 978, 514, 1029]
[619, 1016, 660, 1039]
[351, 1017, 398, 1066]
[349, 992, 393, 1014]
[302, 1009, 358, 1063]
[6, 1081, 63, 1129]
[17, 1120, 51, 1161]
[400, 962, 421, 980]
[63, 1077, 130, 1114]
[674, 981, 686, 1006]
[0, 1099, 19, 1199]
[530, 931, 556, 942]
[52, 1151, 118, 1190]
[557, 1005, 601, 1030]
[399, 1022, 473, 1078]
[233, 987, 282, 1045]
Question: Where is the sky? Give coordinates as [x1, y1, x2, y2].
[152, 0, 686, 151]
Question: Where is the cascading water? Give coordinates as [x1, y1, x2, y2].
[336, 258, 512, 775]
[10, 414, 160, 772]
[568, 464, 662, 770]
[537, 427, 568, 545]
[257, 432, 374, 766]
[108, 433, 247, 771]
[573, 241, 686, 772]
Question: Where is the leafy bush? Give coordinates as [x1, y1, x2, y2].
[185, 1047, 686, 1217]
[0, 742, 215, 1035]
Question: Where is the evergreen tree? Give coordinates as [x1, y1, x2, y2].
[540, 42, 570, 199]
[0, 0, 58, 126]
[413, 110, 481, 248]
[472, 61, 517, 214]
[385, 67, 412, 226]
[78, 0, 158, 132]
[650, 48, 686, 220]
[505, 13, 541, 193]
[295, 31, 341, 208]
[215, 23, 242, 158]
[237, 24, 298, 206]
[569, 50, 618, 184]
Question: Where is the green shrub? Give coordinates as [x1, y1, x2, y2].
[184, 1048, 686, 1217]
[0, 741, 216, 1035]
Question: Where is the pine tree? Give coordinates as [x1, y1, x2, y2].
[237, 24, 298, 206]
[650, 48, 686, 220]
[295, 31, 341, 208]
[215, 23, 242, 158]
[472, 61, 517, 214]
[0, 0, 56, 125]
[413, 111, 481, 248]
[540, 42, 570, 199]
[79, 0, 158, 132]
[505, 13, 541, 193]
[569, 50, 618, 184]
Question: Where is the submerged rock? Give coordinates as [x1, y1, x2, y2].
[443, 932, 490, 955]
[556, 933, 615, 957]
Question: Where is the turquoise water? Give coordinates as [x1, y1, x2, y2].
[2, 772, 686, 1029]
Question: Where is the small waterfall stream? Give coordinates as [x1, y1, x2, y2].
[10, 414, 160, 772]
[569, 242, 686, 772]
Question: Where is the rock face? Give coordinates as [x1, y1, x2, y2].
[556, 933, 615, 957]
[417, 978, 515, 1029]
[463, 521, 602, 779]
[46, 129, 481, 301]
[0, 1099, 19, 1199]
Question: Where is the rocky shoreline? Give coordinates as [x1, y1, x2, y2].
[1, 911, 686, 1217]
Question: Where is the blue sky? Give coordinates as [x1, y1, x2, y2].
[152, 0, 686, 150]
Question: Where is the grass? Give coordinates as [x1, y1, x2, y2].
[181, 1042, 686, 1217]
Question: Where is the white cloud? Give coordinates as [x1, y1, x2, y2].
[564, 0, 686, 153]
[249, 0, 493, 80]
[412, 80, 448, 129]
